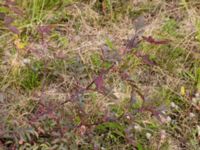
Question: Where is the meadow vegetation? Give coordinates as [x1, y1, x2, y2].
[0, 0, 200, 149]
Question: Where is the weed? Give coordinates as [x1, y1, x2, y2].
[20, 61, 44, 90]
[0, 0, 200, 149]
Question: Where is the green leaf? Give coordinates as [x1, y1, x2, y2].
[105, 38, 115, 50]
[95, 122, 125, 138]
[196, 67, 200, 91]
[137, 143, 143, 150]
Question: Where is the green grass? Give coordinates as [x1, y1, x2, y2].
[20, 61, 44, 90]
[0, 0, 200, 149]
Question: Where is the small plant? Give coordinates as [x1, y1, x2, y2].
[20, 61, 44, 90]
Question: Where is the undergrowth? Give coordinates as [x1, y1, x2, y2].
[0, 0, 200, 149]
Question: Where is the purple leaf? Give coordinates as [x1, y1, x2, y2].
[94, 144, 100, 150]
[0, 13, 5, 20]
[38, 25, 52, 35]
[126, 35, 141, 50]
[94, 74, 104, 91]
[140, 55, 156, 66]
[11, 7, 23, 16]
[120, 72, 130, 80]
[4, 16, 14, 25]
[54, 50, 66, 59]
[135, 52, 156, 66]
[134, 15, 147, 32]
[142, 36, 171, 45]
[7, 25, 19, 34]
[5, 0, 16, 6]
[101, 45, 121, 62]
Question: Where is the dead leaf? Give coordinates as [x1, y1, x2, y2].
[0, 93, 4, 103]
[79, 125, 87, 136]
[18, 138, 24, 145]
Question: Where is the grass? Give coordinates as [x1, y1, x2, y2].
[0, 0, 200, 149]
